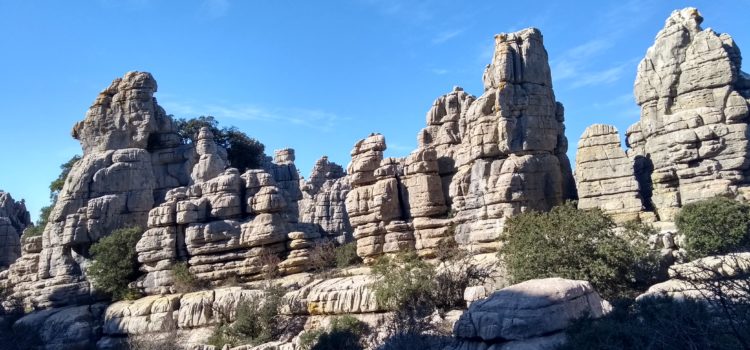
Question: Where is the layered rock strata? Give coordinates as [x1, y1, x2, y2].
[298, 157, 351, 242]
[346, 28, 576, 260]
[0, 72, 197, 309]
[575, 125, 644, 222]
[450, 278, 611, 349]
[0, 192, 31, 268]
[576, 8, 750, 221]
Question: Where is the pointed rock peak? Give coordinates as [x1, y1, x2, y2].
[72, 71, 171, 154]
[274, 148, 296, 164]
[664, 7, 703, 32]
[484, 27, 551, 89]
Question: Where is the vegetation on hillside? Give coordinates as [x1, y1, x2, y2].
[499, 201, 661, 300]
[208, 284, 294, 348]
[87, 227, 143, 300]
[676, 197, 750, 259]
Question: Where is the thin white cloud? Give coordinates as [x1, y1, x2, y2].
[569, 59, 638, 88]
[358, 0, 434, 24]
[551, 39, 615, 81]
[386, 142, 415, 155]
[160, 100, 344, 132]
[200, 0, 230, 19]
[431, 68, 449, 75]
[432, 28, 465, 44]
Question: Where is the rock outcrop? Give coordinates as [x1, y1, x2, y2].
[575, 125, 645, 222]
[450, 278, 611, 349]
[298, 157, 351, 243]
[576, 7, 750, 221]
[0, 192, 31, 268]
[346, 28, 576, 261]
[0, 71, 197, 309]
[638, 252, 750, 301]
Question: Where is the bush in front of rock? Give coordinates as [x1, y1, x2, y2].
[676, 197, 750, 259]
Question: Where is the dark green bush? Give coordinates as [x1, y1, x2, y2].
[371, 253, 435, 316]
[88, 227, 143, 300]
[171, 262, 206, 293]
[309, 241, 337, 272]
[300, 316, 368, 350]
[335, 242, 362, 268]
[208, 284, 286, 348]
[499, 202, 659, 300]
[562, 297, 750, 350]
[676, 197, 750, 259]
[174, 115, 265, 171]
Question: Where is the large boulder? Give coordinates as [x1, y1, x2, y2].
[453, 278, 611, 344]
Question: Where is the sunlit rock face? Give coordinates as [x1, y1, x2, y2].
[0, 191, 31, 269]
[576, 7, 750, 222]
[346, 28, 576, 261]
[0, 72, 197, 309]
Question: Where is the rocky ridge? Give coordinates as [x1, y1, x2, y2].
[0, 6, 746, 350]
[346, 28, 576, 262]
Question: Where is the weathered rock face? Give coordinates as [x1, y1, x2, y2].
[0, 192, 31, 268]
[638, 252, 750, 301]
[0, 72, 197, 309]
[577, 8, 750, 221]
[575, 125, 645, 222]
[346, 28, 575, 260]
[298, 157, 351, 243]
[449, 278, 611, 349]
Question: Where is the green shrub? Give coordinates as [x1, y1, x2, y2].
[171, 262, 206, 293]
[499, 202, 659, 300]
[371, 253, 435, 315]
[301, 316, 368, 350]
[309, 241, 337, 272]
[335, 242, 361, 268]
[676, 197, 750, 259]
[562, 297, 750, 350]
[208, 284, 286, 347]
[88, 227, 143, 300]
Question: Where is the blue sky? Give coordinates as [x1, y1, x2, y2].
[1, 0, 748, 220]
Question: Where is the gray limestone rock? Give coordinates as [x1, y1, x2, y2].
[0, 192, 30, 268]
[453, 278, 611, 342]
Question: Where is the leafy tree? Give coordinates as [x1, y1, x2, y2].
[676, 197, 750, 259]
[499, 202, 660, 300]
[174, 115, 265, 171]
[300, 316, 369, 350]
[88, 227, 143, 300]
[49, 155, 81, 202]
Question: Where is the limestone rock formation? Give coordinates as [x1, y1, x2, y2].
[0, 192, 30, 268]
[450, 278, 611, 349]
[346, 28, 576, 260]
[298, 157, 351, 242]
[575, 125, 644, 222]
[0, 71, 197, 309]
[577, 8, 750, 221]
[638, 252, 750, 301]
